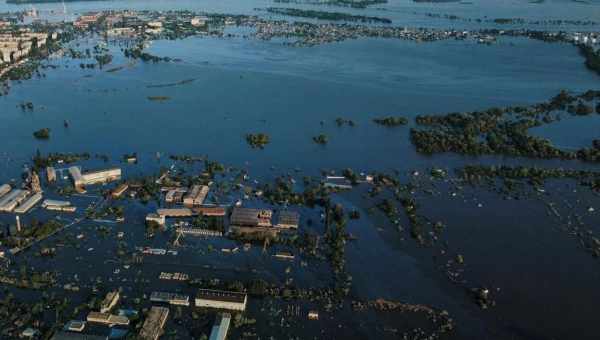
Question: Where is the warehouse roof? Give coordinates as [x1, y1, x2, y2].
[196, 289, 246, 304]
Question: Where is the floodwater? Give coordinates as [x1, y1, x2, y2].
[0, 0, 599, 339]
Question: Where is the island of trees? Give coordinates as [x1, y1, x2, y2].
[33, 128, 50, 139]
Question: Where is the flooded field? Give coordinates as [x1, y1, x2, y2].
[0, 0, 599, 339]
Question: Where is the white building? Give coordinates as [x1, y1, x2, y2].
[70, 166, 121, 188]
[0, 189, 30, 212]
[146, 213, 166, 226]
[195, 289, 247, 311]
[87, 312, 129, 326]
[191, 16, 208, 27]
[100, 291, 120, 313]
[14, 192, 43, 214]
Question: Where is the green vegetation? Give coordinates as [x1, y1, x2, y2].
[0, 219, 63, 249]
[32, 150, 91, 169]
[266, 7, 391, 23]
[325, 203, 352, 297]
[147, 96, 171, 101]
[145, 220, 162, 235]
[410, 90, 600, 162]
[245, 133, 270, 149]
[457, 165, 600, 190]
[94, 54, 113, 68]
[2, 60, 41, 81]
[33, 128, 50, 139]
[313, 134, 329, 145]
[577, 44, 600, 76]
[273, 0, 387, 8]
[124, 44, 170, 63]
[335, 117, 355, 127]
[373, 116, 408, 126]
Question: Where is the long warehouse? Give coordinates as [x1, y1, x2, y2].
[14, 193, 43, 214]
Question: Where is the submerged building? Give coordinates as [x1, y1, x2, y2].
[0, 189, 30, 212]
[86, 312, 129, 326]
[193, 206, 226, 217]
[150, 291, 190, 306]
[209, 313, 231, 340]
[42, 199, 76, 212]
[230, 208, 272, 228]
[0, 184, 10, 197]
[46, 167, 56, 182]
[183, 185, 209, 207]
[276, 210, 300, 229]
[100, 291, 120, 313]
[156, 208, 193, 217]
[70, 167, 121, 188]
[111, 184, 129, 198]
[14, 192, 43, 214]
[146, 213, 166, 226]
[139, 306, 169, 340]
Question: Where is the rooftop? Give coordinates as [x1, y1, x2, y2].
[196, 289, 247, 304]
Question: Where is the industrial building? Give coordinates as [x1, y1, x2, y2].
[0, 32, 49, 64]
[68, 167, 83, 187]
[150, 291, 190, 306]
[42, 199, 71, 208]
[111, 184, 128, 198]
[146, 213, 166, 226]
[46, 205, 77, 212]
[178, 227, 222, 237]
[46, 167, 56, 182]
[229, 207, 278, 237]
[14, 192, 43, 214]
[230, 208, 273, 228]
[42, 199, 76, 212]
[0, 184, 10, 197]
[70, 167, 121, 188]
[73, 12, 102, 28]
[165, 188, 187, 203]
[64, 320, 86, 332]
[139, 306, 169, 340]
[156, 208, 193, 217]
[0, 189, 30, 212]
[276, 210, 300, 229]
[209, 313, 231, 340]
[100, 291, 120, 313]
[193, 206, 226, 216]
[86, 312, 129, 326]
[183, 185, 209, 207]
[191, 16, 208, 27]
[195, 289, 247, 311]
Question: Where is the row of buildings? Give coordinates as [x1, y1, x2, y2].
[74, 11, 209, 36]
[0, 184, 43, 214]
[73, 289, 244, 339]
[0, 30, 52, 66]
[145, 289, 247, 312]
